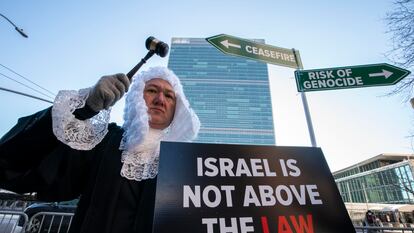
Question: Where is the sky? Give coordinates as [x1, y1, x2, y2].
[0, 0, 412, 172]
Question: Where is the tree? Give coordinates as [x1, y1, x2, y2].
[386, 0, 414, 100]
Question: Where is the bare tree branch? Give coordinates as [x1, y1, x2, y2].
[386, 0, 414, 100]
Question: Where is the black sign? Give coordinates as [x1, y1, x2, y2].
[153, 142, 355, 233]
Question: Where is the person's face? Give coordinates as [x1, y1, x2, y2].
[143, 78, 176, 130]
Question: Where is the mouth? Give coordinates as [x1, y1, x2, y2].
[149, 107, 165, 113]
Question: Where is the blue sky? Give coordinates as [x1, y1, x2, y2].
[0, 0, 411, 172]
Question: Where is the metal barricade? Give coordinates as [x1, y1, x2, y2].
[26, 212, 74, 233]
[0, 200, 28, 212]
[0, 211, 28, 233]
[0, 192, 36, 213]
[354, 225, 414, 232]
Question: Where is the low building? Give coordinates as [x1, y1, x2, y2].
[333, 153, 414, 204]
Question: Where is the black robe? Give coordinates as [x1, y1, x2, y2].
[0, 108, 156, 233]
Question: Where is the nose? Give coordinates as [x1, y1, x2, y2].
[153, 92, 166, 106]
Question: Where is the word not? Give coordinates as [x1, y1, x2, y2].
[183, 185, 235, 208]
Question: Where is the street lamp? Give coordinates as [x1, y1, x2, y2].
[0, 13, 28, 38]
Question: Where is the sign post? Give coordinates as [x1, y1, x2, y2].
[295, 63, 411, 92]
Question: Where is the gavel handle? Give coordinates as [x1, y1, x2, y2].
[126, 50, 155, 80]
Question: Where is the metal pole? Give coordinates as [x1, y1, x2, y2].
[0, 13, 28, 38]
[362, 182, 369, 208]
[292, 49, 317, 147]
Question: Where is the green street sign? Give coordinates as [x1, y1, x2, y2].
[295, 63, 411, 92]
[206, 34, 300, 68]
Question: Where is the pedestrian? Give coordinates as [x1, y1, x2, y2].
[365, 210, 379, 233]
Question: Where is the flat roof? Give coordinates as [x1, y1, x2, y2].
[333, 153, 414, 175]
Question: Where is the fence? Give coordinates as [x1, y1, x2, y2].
[355, 226, 414, 232]
[4, 210, 414, 233]
[0, 211, 28, 233]
[25, 212, 74, 233]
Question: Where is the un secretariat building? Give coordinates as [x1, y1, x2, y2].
[168, 37, 275, 145]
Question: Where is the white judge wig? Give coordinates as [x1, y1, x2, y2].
[121, 66, 200, 151]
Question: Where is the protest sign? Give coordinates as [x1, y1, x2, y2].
[153, 142, 355, 233]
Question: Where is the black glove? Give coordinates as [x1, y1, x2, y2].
[86, 73, 130, 112]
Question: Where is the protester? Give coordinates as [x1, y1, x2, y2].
[0, 66, 200, 233]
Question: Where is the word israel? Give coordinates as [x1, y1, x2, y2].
[303, 68, 363, 89]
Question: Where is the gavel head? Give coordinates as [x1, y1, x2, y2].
[146, 36, 169, 57]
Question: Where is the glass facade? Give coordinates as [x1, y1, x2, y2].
[335, 160, 414, 204]
[168, 38, 275, 145]
[333, 159, 398, 180]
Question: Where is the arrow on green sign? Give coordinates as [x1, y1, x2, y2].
[206, 34, 300, 69]
[295, 63, 411, 92]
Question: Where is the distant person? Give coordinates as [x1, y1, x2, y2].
[365, 210, 375, 224]
[375, 217, 382, 227]
[365, 210, 379, 233]
[0, 67, 200, 233]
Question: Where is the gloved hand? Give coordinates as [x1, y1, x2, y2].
[86, 73, 130, 112]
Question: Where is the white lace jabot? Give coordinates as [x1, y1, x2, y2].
[120, 128, 166, 181]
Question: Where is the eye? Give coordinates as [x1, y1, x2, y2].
[165, 92, 176, 101]
[145, 88, 157, 94]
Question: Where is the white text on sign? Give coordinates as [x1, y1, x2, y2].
[245, 45, 295, 62]
[303, 69, 363, 89]
[182, 156, 322, 233]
